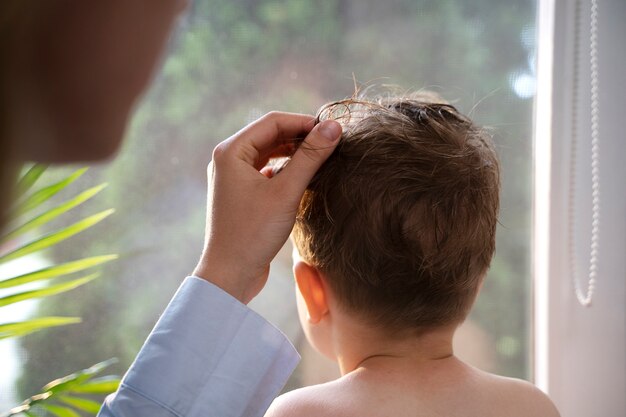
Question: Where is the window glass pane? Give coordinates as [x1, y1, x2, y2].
[1, 0, 536, 404]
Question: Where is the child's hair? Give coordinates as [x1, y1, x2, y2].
[292, 92, 500, 333]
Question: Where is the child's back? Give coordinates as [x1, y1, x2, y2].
[267, 93, 559, 417]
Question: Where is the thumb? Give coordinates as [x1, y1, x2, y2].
[277, 119, 342, 195]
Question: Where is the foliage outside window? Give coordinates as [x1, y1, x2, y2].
[0, 0, 537, 405]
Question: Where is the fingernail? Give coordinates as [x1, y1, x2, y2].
[318, 120, 342, 142]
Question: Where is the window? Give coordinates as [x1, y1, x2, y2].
[534, 0, 626, 415]
[1, 0, 538, 405]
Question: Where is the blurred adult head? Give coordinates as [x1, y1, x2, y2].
[0, 0, 187, 226]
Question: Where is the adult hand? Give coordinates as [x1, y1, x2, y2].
[193, 112, 342, 304]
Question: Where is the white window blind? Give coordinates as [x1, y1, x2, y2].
[533, 0, 626, 415]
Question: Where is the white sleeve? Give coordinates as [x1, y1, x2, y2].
[98, 276, 300, 417]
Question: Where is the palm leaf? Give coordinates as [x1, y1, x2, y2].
[12, 168, 87, 217]
[15, 165, 48, 199]
[1, 392, 51, 417]
[0, 274, 99, 308]
[0, 209, 114, 264]
[40, 404, 81, 417]
[0, 360, 120, 417]
[68, 377, 121, 395]
[0, 255, 117, 290]
[43, 359, 118, 394]
[58, 396, 102, 414]
[0, 166, 119, 416]
[2, 183, 108, 244]
[0, 317, 82, 340]
[2, 404, 30, 417]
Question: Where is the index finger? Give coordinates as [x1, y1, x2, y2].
[228, 112, 315, 165]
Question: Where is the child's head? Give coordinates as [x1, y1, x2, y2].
[291, 92, 500, 335]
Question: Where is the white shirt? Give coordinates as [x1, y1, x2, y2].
[98, 276, 300, 417]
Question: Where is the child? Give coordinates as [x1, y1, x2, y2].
[266, 93, 560, 417]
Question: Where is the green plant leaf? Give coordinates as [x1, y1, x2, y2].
[0, 209, 114, 264]
[0, 274, 98, 308]
[0, 255, 118, 290]
[1, 392, 52, 417]
[2, 183, 109, 244]
[0, 166, 119, 417]
[43, 359, 118, 394]
[2, 403, 30, 417]
[69, 376, 121, 394]
[27, 392, 52, 406]
[13, 168, 88, 216]
[39, 404, 80, 417]
[58, 396, 102, 414]
[0, 317, 82, 340]
[15, 165, 48, 199]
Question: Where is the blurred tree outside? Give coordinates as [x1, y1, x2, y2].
[13, 0, 536, 398]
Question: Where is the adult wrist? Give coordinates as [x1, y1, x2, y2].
[192, 260, 248, 304]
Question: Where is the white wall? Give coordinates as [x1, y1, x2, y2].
[534, 0, 626, 416]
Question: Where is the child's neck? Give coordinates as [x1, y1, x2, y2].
[329, 311, 458, 375]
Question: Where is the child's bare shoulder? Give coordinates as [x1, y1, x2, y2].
[264, 387, 319, 417]
[265, 379, 357, 417]
[265, 367, 560, 417]
[473, 369, 561, 417]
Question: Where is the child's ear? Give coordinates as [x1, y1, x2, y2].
[293, 261, 329, 324]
